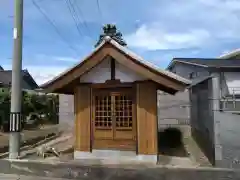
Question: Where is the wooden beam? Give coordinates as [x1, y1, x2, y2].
[136, 81, 158, 155]
[74, 85, 91, 152]
[110, 57, 116, 80]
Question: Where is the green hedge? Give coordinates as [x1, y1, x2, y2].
[0, 89, 59, 129]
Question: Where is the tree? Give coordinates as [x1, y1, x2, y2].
[95, 24, 127, 47]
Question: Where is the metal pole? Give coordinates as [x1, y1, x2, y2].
[9, 0, 24, 159]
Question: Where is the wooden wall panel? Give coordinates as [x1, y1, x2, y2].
[74, 85, 91, 152]
[137, 81, 158, 155]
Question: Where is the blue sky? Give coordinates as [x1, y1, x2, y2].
[1, 0, 240, 85]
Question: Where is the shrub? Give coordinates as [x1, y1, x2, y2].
[0, 90, 59, 130]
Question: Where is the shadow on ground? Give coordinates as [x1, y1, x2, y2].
[158, 127, 188, 157]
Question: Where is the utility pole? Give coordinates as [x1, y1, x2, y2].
[9, 0, 24, 159]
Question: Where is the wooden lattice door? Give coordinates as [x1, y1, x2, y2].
[92, 88, 136, 150]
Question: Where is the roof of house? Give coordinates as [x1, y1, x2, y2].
[0, 70, 39, 90]
[41, 36, 191, 94]
[167, 58, 240, 70]
[219, 49, 240, 59]
[0, 66, 4, 70]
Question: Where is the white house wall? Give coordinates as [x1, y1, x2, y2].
[80, 57, 146, 83]
[115, 61, 146, 82]
[170, 63, 210, 84]
[80, 57, 111, 83]
[171, 63, 240, 96]
[223, 72, 240, 95]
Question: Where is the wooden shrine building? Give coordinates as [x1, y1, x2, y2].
[41, 36, 191, 163]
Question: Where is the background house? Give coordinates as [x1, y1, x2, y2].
[219, 49, 240, 59]
[167, 58, 240, 112]
[164, 53, 240, 168]
[0, 68, 39, 91]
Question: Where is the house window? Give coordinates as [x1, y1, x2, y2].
[189, 72, 199, 79]
[189, 72, 194, 79]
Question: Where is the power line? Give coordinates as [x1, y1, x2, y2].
[32, 0, 79, 55]
[65, 0, 85, 39]
[72, 0, 93, 38]
[96, 0, 103, 25]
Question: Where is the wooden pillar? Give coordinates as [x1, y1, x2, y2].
[136, 81, 158, 155]
[74, 85, 91, 152]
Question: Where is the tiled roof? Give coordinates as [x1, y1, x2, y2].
[170, 58, 240, 68]
[0, 70, 39, 90]
[219, 49, 240, 59]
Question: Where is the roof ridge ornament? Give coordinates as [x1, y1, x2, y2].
[103, 36, 112, 42]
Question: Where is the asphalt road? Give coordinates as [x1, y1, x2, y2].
[0, 159, 239, 180]
[0, 174, 68, 180]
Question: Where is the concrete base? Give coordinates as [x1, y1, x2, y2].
[74, 150, 158, 163]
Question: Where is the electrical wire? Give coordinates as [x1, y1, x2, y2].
[72, 0, 93, 38]
[32, 0, 79, 55]
[65, 0, 85, 39]
[96, 0, 103, 25]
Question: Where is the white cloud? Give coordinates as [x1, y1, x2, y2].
[54, 57, 79, 62]
[126, 0, 240, 51]
[26, 65, 68, 86]
[125, 25, 210, 50]
[23, 55, 80, 85]
[35, 54, 79, 63]
[3, 64, 68, 86]
[199, 0, 240, 10]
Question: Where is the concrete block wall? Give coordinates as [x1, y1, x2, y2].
[189, 78, 215, 165]
[190, 75, 240, 169]
[158, 90, 190, 127]
[215, 111, 240, 168]
[58, 94, 74, 132]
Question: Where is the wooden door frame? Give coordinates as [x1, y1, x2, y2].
[91, 82, 137, 151]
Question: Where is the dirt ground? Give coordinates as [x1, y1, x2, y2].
[0, 125, 60, 154]
[20, 132, 73, 160]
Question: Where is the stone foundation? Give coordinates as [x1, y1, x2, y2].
[74, 150, 158, 163]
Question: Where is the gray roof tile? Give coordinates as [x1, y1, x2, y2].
[0, 70, 38, 89]
[173, 58, 240, 68]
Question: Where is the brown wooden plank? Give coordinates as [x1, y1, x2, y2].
[91, 82, 133, 89]
[74, 87, 79, 150]
[136, 82, 147, 154]
[145, 82, 158, 154]
[93, 139, 136, 151]
[74, 85, 91, 152]
[136, 81, 158, 155]
[110, 57, 116, 80]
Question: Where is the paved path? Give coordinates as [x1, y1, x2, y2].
[0, 159, 240, 180]
[0, 174, 68, 180]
